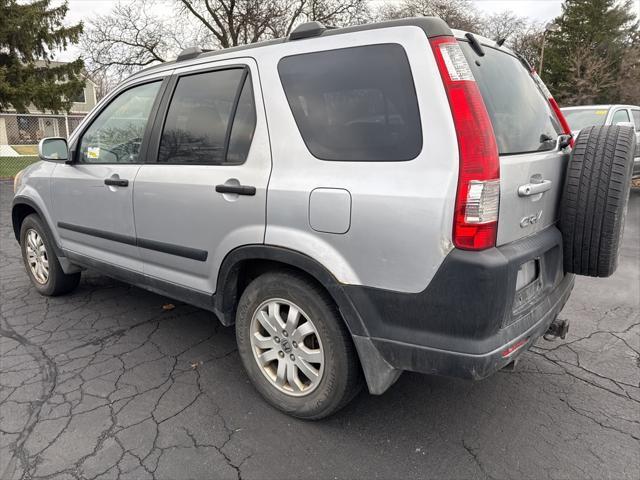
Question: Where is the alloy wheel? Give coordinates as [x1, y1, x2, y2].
[249, 298, 325, 396]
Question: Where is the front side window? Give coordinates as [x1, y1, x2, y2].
[278, 44, 422, 162]
[78, 82, 161, 164]
[612, 109, 630, 124]
[158, 68, 256, 165]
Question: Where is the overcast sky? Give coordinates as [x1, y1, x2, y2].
[55, 0, 636, 61]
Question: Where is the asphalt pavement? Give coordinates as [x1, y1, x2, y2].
[1, 180, 639, 480]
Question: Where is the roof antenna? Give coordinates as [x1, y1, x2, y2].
[496, 38, 506, 47]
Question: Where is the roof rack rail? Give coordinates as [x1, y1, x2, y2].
[176, 46, 212, 62]
[289, 21, 328, 40]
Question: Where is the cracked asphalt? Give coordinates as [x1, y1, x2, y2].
[1, 180, 639, 480]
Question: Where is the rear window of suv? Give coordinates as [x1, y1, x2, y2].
[278, 44, 422, 162]
[459, 41, 562, 155]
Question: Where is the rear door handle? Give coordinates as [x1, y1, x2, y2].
[104, 178, 129, 187]
[215, 184, 256, 196]
[518, 179, 552, 197]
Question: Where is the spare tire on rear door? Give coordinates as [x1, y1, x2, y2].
[560, 125, 635, 277]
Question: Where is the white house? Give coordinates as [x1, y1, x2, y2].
[0, 61, 98, 145]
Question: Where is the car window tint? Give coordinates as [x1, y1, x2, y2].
[278, 44, 422, 162]
[460, 41, 562, 155]
[79, 82, 161, 164]
[611, 109, 630, 124]
[632, 110, 640, 132]
[158, 69, 247, 164]
[226, 77, 257, 164]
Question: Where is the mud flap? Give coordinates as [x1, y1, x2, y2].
[352, 335, 403, 395]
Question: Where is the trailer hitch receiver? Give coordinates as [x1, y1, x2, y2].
[544, 318, 569, 341]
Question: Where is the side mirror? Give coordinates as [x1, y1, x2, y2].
[38, 137, 69, 162]
[614, 121, 634, 128]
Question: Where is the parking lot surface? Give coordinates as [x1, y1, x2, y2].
[1, 181, 639, 480]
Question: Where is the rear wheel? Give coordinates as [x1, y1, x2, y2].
[559, 125, 635, 277]
[20, 214, 81, 296]
[235, 271, 362, 419]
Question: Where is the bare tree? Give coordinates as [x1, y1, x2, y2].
[87, 70, 120, 101]
[617, 44, 640, 104]
[376, 0, 482, 32]
[481, 11, 527, 43]
[81, 0, 211, 80]
[509, 25, 544, 70]
[177, 0, 369, 46]
[82, 0, 369, 83]
[558, 46, 617, 104]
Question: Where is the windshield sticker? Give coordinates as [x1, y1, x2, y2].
[87, 147, 100, 159]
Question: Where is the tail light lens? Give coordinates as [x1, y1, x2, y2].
[531, 71, 574, 147]
[430, 36, 500, 250]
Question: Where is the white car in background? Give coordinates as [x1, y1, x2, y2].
[561, 105, 640, 176]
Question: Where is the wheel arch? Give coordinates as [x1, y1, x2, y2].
[214, 245, 368, 337]
[11, 197, 63, 257]
[215, 245, 403, 395]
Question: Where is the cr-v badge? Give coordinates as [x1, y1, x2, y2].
[520, 211, 543, 228]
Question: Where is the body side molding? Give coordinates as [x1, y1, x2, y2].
[57, 222, 208, 261]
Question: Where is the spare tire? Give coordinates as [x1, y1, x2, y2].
[560, 125, 635, 277]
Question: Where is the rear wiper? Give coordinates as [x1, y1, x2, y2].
[465, 33, 485, 57]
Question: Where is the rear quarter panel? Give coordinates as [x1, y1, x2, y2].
[257, 26, 459, 293]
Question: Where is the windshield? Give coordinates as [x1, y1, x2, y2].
[561, 108, 608, 131]
[459, 41, 562, 155]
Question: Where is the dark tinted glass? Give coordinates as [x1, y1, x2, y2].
[159, 69, 246, 164]
[227, 77, 257, 164]
[278, 44, 422, 161]
[460, 42, 562, 155]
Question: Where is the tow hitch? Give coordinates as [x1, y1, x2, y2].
[544, 318, 570, 340]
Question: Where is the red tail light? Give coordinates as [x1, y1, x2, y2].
[430, 36, 500, 250]
[531, 71, 574, 147]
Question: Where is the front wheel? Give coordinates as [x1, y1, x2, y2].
[20, 214, 81, 296]
[235, 271, 362, 419]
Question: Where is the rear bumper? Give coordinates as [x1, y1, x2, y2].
[347, 226, 574, 390]
[365, 271, 573, 380]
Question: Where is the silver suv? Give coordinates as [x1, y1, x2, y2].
[12, 18, 636, 419]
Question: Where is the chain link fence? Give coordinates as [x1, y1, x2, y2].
[0, 113, 85, 178]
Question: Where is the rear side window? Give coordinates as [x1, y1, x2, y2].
[278, 44, 422, 162]
[611, 109, 630, 124]
[459, 42, 562, 155]
[158, 69, 256, 165]
[632, 110, 640, 132]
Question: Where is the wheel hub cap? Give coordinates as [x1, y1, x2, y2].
[25, 229, 49, 285]
[249, 299, 325, 396]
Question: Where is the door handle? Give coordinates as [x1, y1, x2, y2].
[215, 184, 256, 196]
[518, 179, 552, 197]
[104, 178, 129, 187]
